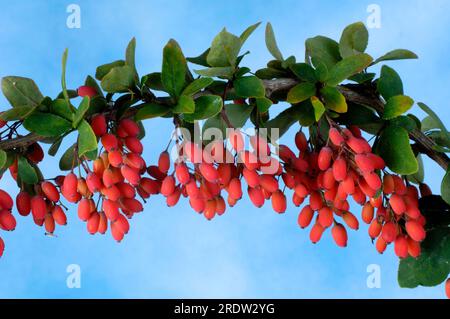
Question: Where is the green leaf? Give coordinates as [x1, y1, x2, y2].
[383, 95, 414, 120]
[326, 53, 373, 86]
[314, 61, 328, 83]
[17, 156, 38, 184]
[240, 22, 261, 44]
[398, 227, 450, 288]
[207, 28, 241, 67]
[0, 106, 37, 121]
[161, 39, 187, 98]
[311, 96, 325, 121]
[348, 72, 375, 84]
[100, 65, 136, 93]
[255, 97, 272, 113]
[320, 86, 347, 113]
[48, 136, 63, 157]
[407, 154, 424, 184]
[442, 169, 450, 205]
[182, 77, 214, 96]
[125, 37, 138, 79]
[265, 22, 283, 61]
[23, 112, 72, 137]
[234, 76, 265, 98]
[339, 22, 369, 58]
[418, 102, 450, 142]
[0, 150, 7, 169]
[289, 63, 317, 82]
[286, 82, 316, 104]
[186, 48, 210, 67]
[142, 72, 165, 91]
[373, 49, 418, 65]
[265, 102, 314, 137]
[1, 76, 44, 108]
[305, 36, 341, 70]
[72, 97, 90, 128]
[77, 119, 98, 157]
[95, 60, 125, 81]
[173, 94, 195, 114]
[59, 144, 76, 171]
[389, 115, 417, 132]
[135, 103, 170, 120]
[338, 102, 383, 134]
[255, 67, 287, 80]
[224, 103, 254, 127]
[50, 99, 74, 121]
[377, 65, 403, 101]
[184, 95, 223, 122]
[421, 116, 440, 132]
[194, 66, 235, 78]
[378, 125, 418, 174]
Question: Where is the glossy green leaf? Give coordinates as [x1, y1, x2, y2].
[373, 49, 418, 65]
[135, 103, 170, 120]
[100, 65, 136, 93]
[418, 102, 450, 142]
[339, 22, 368, 58]
[59, 144, 77, 171]
[378, 125, 418, 174]
[383, 95, 414, 120]
[18, 156, 38, 184]
[50, 99, 74, 121]
[207, 28, 241, 67]
[378, 65, 403, 101]
[389, 115, 417, 132]
[311, 96, 325, 121]
[289, 63, 317, 82]
[182, 77, 214, 96]
[240, 22, 261, 44]
[125, 37, 138, 79]
[161, 39, 186, 98]
[234, 76, 265, 98]
[23, 112, 72, 137]
[442, 169, 450, 205]
[184, 95, 222, 122]
[305, 36, 341, 70]
[72, 97, 90, 128]
[224, 103, 254, 128]
[77, 119, 98, 157]
[286, 82, 316, 104]
[1, 76, 44, 108]
[186, 48, 210, 67]
[326, 53, 373, 86]
[173, 94, 195, 114]
[0, 106, 36, 121]
[194, 66, 235, 78]
[320, 86, 347, 113]
[407, 154, 424, 184]
[142, 72, 165, 91]
[398, 227, 450, 288]
[256, 97, 272, 113]
[95, 60, 125, 81]
[265, 22, 283, 61]
[0, 150, 7, 169]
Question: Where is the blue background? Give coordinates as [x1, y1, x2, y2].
[0, 0, 448, 298]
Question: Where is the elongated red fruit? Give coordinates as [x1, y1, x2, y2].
[160, 176, 176, 196]
[97, 212, 108, 234]
[78, 85, 97, 97]
[41, 181, 60, 202]
[0, 190, 13, 210]
[361, 202, 374, 224]
[16, 191, 31, 216]
[175, 163, 190, 185]
[0, 211, 16, 231]
[228, 178, 242, 200]
[389, 194, 406, 215]
[342, 212, 359, 230]
[87, 212, 100, 234]
[329, 128, 344, 146]
[78, 198, 93, 221]
[332, 157, 347, 181]
[318, 207, 333, 228]
[248, 187, 265, 208]
[271, 190, 286, 213]
[158, 151, 170, 174]
[405, 220, 426, 242]
[331, 223, 348, 247]
[31, 195, 47, 220]
[310, 222, 325, 243]
[318, 147, 333, 171]
[394, 235, 408, 258]
[298, 205, 314, 228]
[381, 222, 397, 243]
[199, 163, 219, 182]
[445, 278, 450, 299]
[295, 131, 308, 152]
[90, 114, 107, 136]
[52, 205, 67, 225]
[102, 199, 120, 221]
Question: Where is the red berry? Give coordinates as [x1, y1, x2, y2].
[161, 176, 176, 196]
[332, 157, 347, 182]
[331, 223, 348, 247]
[78, 85, 97, 98]
[31, 195, 47, 220]
[318, 147, 333, 171]
[298, 205, 314, 228]
[41, 181, 60, 202]
[158, 151, 171, 174]
[405, 220, 426, 242]
[394, 235, 409, 258]
[90, 114, 107, 136]
[16, 191, 31, 216]
[0, 190, 13, 210]
[329, 128, 344, 146]
[271, 190, 286, 214]
[295, 131, 308, 152]
[318, 207, 333, 228]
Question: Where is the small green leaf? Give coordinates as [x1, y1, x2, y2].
[378, 125, 418, 175]
[1, 76, 44, 108]
[18, 156, 38, 184]
[195, 66, 235, 78]
[255, 97, 272, 113]
[289, 63, 317, 82]
[225, 103, 254, 128]
[77, 119, 97, 157]
[50, 99, 74, 121]
[326, 53, 373, 86]
[418, 102, 450, 142]
[125, 37, 138, 79]
[240, 22, 261, 44]
[186, 48, 210, 67]
[48, 137, 63, 157]
[339, 22, 369, 58]
[95, 60, 125, 81]
[265, 22, 283, 61]
[311, 96, 325, 121]
[383, 95, 414, 120]
[23, 112, 72, 137]
[72, 97, 90, 128]
[442, 169, 450, 205]
[0, 150, 7, 168]
[173, 94, 195, 114]
[398, 227, 450, 288]
[0, 106, 36, 121]
[378, 65, 403, 101]
[314, 61, 328, 83]
[184, 95, 223, 122]
[142, 72, 165, 91]
[135, 103, 170, 120]
[59, 144, 76, 171]
[254, 68, 287, 80]
[373, 49, 418, 65]
[207, 28, 241, 67]
[101, 65, 136, 93]
[182, 77, 214, 96]
[305, 36, 341, 70]
[162, 39, 187, 98]
[234, 76, 265, 98]
[286, 82, 316, 104]
[320, 86, 347, 113]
